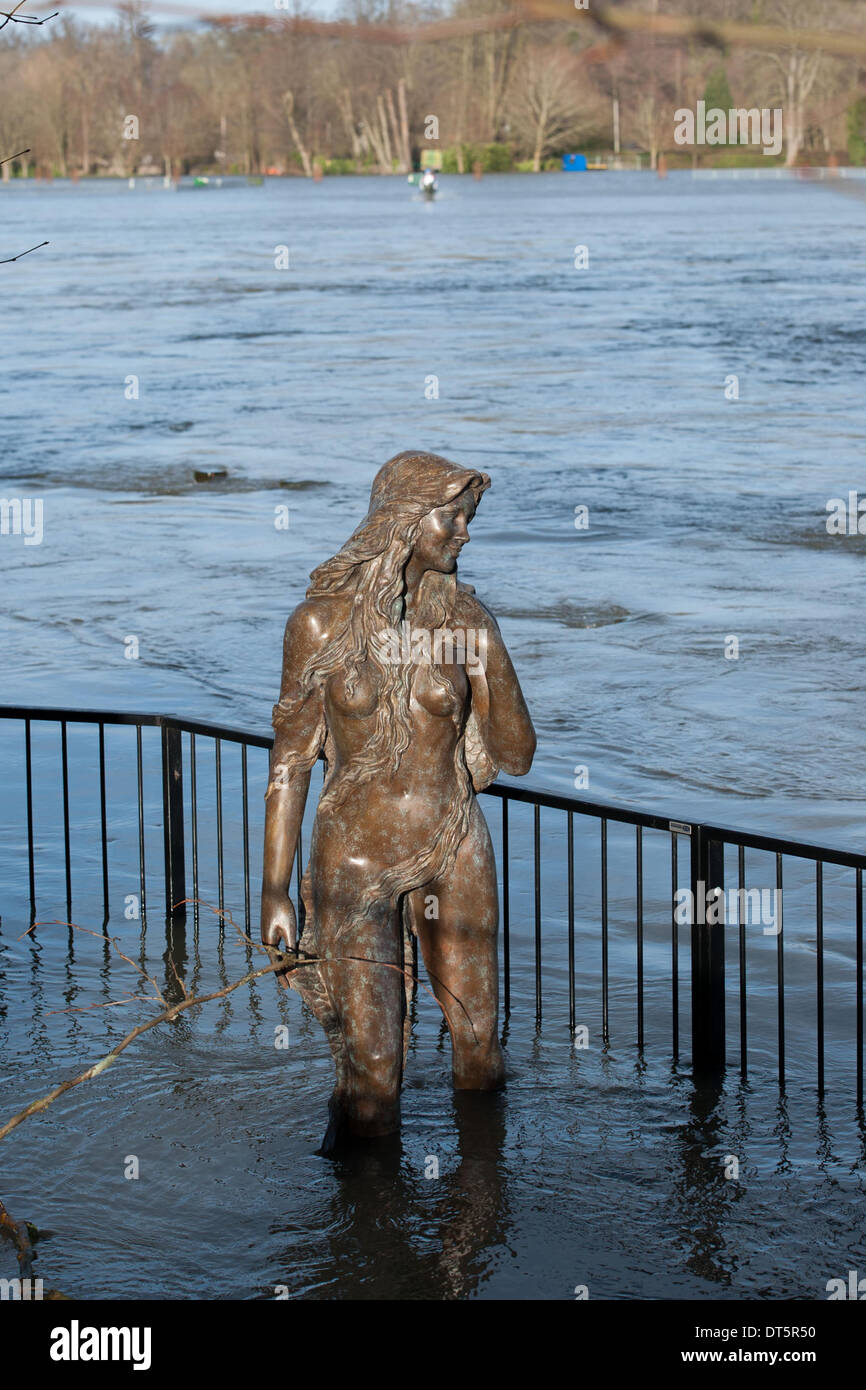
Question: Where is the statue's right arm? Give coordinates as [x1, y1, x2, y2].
[261, 599, 329, 950]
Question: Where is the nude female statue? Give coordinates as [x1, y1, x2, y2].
[261, 451, 535, 1148]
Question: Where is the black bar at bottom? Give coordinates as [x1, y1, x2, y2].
[161, 724, 187, 923]
[690, 829, 725, 1077]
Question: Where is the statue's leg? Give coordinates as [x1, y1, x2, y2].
[316, 896, 405, 1139]
[410, 801, 505, 1091]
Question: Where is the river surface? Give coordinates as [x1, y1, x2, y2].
[1, 172, 865, 1300]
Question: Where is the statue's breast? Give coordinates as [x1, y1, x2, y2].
[326, 664, 379, 719]
[412, 663, 467, 719]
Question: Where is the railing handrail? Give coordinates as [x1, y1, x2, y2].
[2, 703, 864, 871]
[0, 705, 274, 748]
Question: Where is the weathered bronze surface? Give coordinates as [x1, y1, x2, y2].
[261, 451, 535, 1149]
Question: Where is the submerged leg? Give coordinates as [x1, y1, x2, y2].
[411, 802, 505, 1090]
[315, 898, 405, 1141]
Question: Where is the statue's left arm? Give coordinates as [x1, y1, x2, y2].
[454, 590, 536, 777]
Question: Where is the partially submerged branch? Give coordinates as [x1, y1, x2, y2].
[0, 943, 295, 1144]
[0, 1198, 34, 1279]
[3, 900, 472, 1145]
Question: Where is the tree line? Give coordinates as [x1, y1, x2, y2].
[2, 0, 865, 179]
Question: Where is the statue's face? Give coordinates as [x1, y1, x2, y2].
[413, 491, 476, 574]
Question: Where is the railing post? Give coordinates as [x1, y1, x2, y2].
[161, 723, 187, 923]
[690, 826, 725, 1077]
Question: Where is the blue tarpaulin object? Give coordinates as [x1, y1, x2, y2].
[562, 153, 588, 171]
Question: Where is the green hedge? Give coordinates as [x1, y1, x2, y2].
[848, 97, 866, 165]
[440, 143, 516, 173]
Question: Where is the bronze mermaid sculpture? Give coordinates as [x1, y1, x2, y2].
[261, 451, 535, 1148]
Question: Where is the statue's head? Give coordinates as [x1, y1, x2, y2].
[307, 450, 490, 601]
[368, 450, 489, 518]
[367, 450, 490, 579]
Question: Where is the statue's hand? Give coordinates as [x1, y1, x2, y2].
[262, 889, 298, 951]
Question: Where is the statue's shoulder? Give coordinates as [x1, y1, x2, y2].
[454, 584, 500, 630]
[282, 593, 349, 658]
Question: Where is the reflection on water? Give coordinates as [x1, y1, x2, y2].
[271, 1091, 511, 1302]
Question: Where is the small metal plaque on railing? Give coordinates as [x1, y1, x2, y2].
[669, 820, 692, 835]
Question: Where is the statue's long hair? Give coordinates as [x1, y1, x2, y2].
[273, 450, 493, 940]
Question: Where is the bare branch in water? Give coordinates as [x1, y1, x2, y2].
[22, 917, 167, 1008]
[0, 951, 296, 1144]
[0, 1198, 34, 1279]
[47, 995, 155, 1016]
[3, 900, 475, 1146]
[1, 1198, 70, 1297]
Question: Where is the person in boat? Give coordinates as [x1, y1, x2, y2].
[261, 451, 536, 1150]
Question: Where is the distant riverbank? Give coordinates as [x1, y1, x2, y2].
[4, 150, 865, 180]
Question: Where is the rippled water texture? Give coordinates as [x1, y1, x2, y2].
[2, 173, 866, 1299]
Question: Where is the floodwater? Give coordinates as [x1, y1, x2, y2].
[1, 172, 866, 1299]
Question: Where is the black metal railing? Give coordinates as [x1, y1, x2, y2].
[1, 705, 864, 1101]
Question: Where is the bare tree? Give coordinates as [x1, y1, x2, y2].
[763, 0, 831, 166]
[283, 89, 312, 176]
[508, 44, 585, 171]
